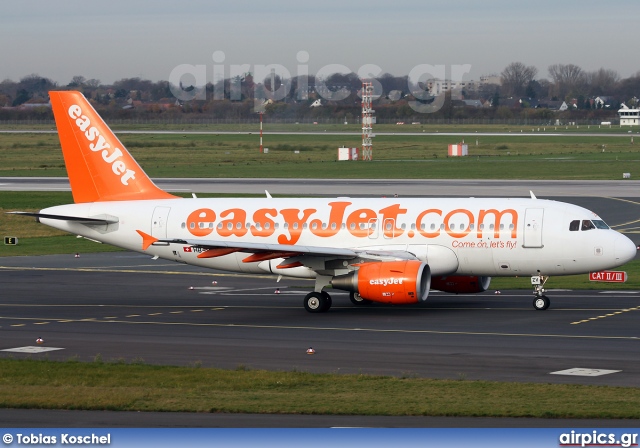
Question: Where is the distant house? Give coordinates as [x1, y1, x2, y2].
[463, 99, 483, 108]
[18, 101, 51, 110]
[536, 100, 568, 111]
[594, 96, 614, 108]
[500, 98, 520, 108]
[310, 99, 322, 108]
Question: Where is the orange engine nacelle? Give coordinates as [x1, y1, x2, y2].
[331, 261, 431, 304]
[430, 275, 491, 294]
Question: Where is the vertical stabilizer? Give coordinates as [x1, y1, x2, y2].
[49, 90, 177, 203]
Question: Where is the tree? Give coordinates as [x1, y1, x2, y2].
[548, 64, 586, 99]
[12, 89, 30, 106]
[500, 62, 538, 97]
[615, 74, 640, 104]
[492, 92, 500, 107]
[68, 75, 86, 87]
[586, 68, 620, 96]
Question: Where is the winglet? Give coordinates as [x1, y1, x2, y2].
[136, 230, 159, 250]
[530, 190, 537, 200]
[49, 90, 178, 203]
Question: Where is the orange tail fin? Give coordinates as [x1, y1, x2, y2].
[49, 90, 177, 203]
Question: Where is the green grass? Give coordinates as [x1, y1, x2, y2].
[1, 132, 640, 179]
[490, 259, 640, 290]
[0, 358, 639, 418]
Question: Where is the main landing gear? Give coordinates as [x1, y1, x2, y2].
[303, 291, 332, 313]
[349, 292, 372, 306]
[531, 273, 550, 310]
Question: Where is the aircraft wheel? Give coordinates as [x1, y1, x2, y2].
[304, 292, 329, 313]
[349, 292, 372, 306]
[533, 295, 550, 311]
[320, 291, 332, 312]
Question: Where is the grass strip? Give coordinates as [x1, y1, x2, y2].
[1, 132, 639, 179]
[0, 358, 639, 418]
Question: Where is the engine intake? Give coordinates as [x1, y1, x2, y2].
[331, 261, 431, 304]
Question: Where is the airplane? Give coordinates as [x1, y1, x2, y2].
[10, 91, 637, 312]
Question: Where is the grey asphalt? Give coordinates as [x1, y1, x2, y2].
[2, 177, 640, 198]
[1, 251, 639, 387]
[1, 249, 640, 427]
[1, 192, 639, 427]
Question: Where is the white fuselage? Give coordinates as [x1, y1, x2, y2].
[39, 196, 636, 279]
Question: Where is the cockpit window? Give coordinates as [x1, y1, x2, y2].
[592, 220, 609, 229]
[569, 220, 580, 231]
[581, 220, 596, 231]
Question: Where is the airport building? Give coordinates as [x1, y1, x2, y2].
[618, 106, 640, 126]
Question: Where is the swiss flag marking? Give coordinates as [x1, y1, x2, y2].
[183, 246, 193, 252]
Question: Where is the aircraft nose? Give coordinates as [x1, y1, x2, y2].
[614, 233, 637, 265]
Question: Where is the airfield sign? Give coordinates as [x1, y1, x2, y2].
[4, 236, 18, 245]
[589, 271, 627, 283]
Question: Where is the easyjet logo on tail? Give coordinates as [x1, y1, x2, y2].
[68, 105, 136, 186]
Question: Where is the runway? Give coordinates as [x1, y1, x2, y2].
[1, 185, 639, 426]
[3, 176, 640, 197]
[1, 252, 639, 389]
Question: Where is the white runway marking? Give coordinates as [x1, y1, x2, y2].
[599, 291, 639, 294]
[1, 346, 64, 354]
[550, 368, 620, 377]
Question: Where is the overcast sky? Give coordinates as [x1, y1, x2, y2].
[1, 0, 638, 85]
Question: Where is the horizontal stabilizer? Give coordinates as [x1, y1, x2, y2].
[7, 211, 119, 225]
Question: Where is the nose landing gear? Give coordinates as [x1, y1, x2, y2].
[531, 273, 550, 310]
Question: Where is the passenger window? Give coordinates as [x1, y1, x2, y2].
[581, 220, 595, 231]
[569, 220, 580, 231]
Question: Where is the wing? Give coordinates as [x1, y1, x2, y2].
[136, 231, 418, 269]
